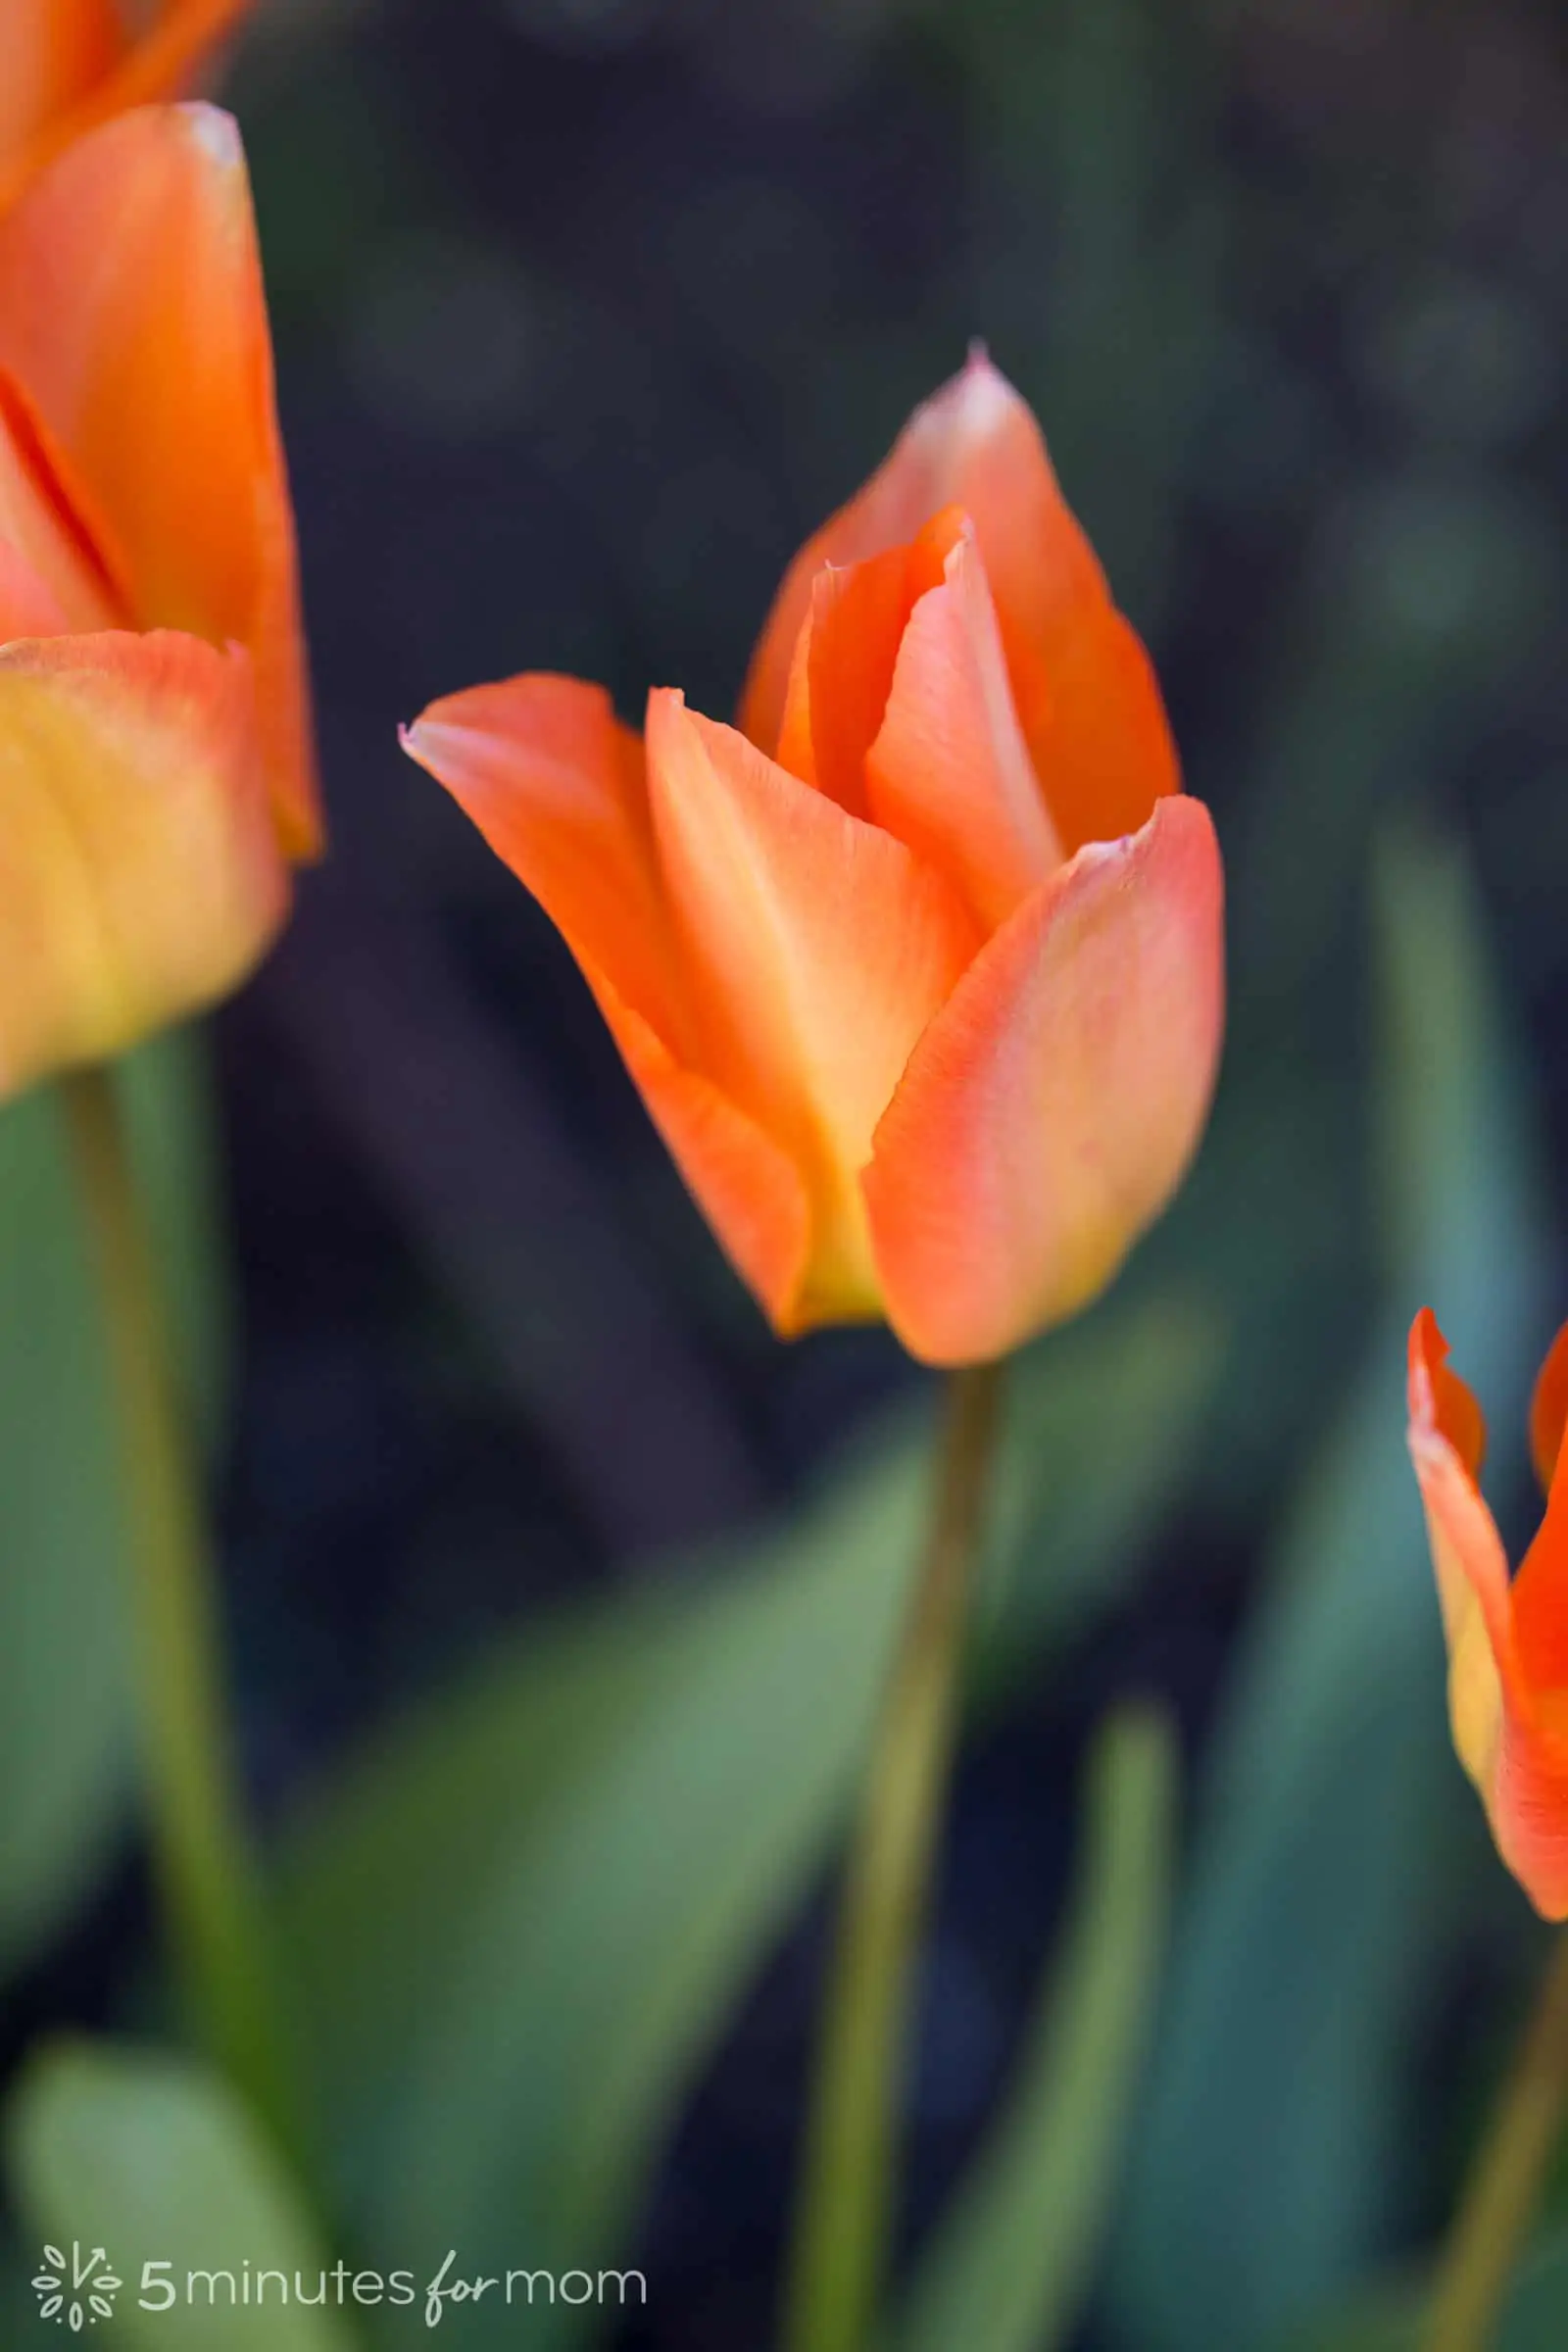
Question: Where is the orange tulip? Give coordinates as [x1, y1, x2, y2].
[1408, 1307, 1568, 1918]
[404, 355, 1224, 1363]
[0, 101, 317, 1099]
[0, 0, 254, 218]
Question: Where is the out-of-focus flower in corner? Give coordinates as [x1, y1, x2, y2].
[0, 101, 318, 1100]
[0, 0, 257, 217]
[1408, 1307, 1568, 1918]
[404, 353, 1224, 1364]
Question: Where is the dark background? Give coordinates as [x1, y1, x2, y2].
[13, 1, 1568, 2345]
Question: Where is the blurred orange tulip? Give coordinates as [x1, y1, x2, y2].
[0, 101, 317, 1098]
[1408, 1308, 1568, 1918]
[405, 355, 1224, 1363]
[0, 0, 255, 217]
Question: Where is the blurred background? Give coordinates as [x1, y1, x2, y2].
[5, 0, 1568, 2345]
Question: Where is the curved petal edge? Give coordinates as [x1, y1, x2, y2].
[863, 793, 1224, 1364]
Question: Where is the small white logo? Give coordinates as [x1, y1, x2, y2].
[31, 2245, 122, 2331]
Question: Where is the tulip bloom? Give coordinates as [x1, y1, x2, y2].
[405, 356, 1224, 1363]
[0, 101, 317, 1098]
[1408, 1308, 1568, 1917]
[0, 0, 254, 217]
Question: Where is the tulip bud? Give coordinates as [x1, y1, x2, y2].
[406, 356, 1224, 1364]
[1408, 1308, 1568, 1918]
[0, 103, 317, 1100]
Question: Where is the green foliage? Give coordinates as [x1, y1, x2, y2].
[0, 1037, 229, 1989]
[7, 2042, 351, 2350]
[1105, 823, 1549, 2352]
[1299, 2232, 1568, 2351]
[279, 1296, 1219, 2348]
[896, 1705, 1177, 2352]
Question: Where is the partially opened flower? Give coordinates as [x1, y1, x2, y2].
[405, 355, 1224, 1364]
[0, 100, 317, 1098]
[1408, 1308, 1568, 1917]
[0, 0, 254, 217]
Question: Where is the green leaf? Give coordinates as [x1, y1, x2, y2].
[0, 2232, 39, 2340]
[0, 1034, 231, 1987]
[897, 1705, 1178, 2352]
[1105, 821, 1550, 2352]
[6, 2041, 353, 2350]
[1299, 2232, 1568, 2352]
[280, 1295, 1221, 2348]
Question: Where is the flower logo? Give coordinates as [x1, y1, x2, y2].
[31, 2245, 122, 2330]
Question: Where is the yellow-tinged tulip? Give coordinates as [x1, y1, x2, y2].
[404, 356, 1224, 1364]
[0, 101, 317, 1098]
[0, 0, 255, 217]
[1408, 1308, 1568, 1917]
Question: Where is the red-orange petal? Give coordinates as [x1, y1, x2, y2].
[403, 672, 816, 1328]
[1407, 1311, 1568, 1919]
[774, 510, 957, 815]
[741, 351, 1179, 856]
[1511, 1327, 1568, 1698]
[0, 629, 286, 1097]
[0, 104, 318, 856]
[866, 520, 1060, 929]
[595, 985, 812, 1333]
[1530, 1319, 1568, 1496]
[0, 0, 125, 205]
[402, 673, 692, 1054]
[0, 0, 254, 219]
[0, 367, 129, 632]
[645, 689, 980, 1328]
[0, 539, 70, 637]
[862, 794, 1223, 1364]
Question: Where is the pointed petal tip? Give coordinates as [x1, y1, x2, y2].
[914, 345, 1031, 445]
[176, 102, 244, 171]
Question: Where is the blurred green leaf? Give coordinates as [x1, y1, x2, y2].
[0, 2232, 36, 2340]
[896, 1705, 1177, 2352]
[1299, 2232, 1568, 2351]
[0, 1034, 230, 1987]
[117, 1034, 232, 1446]
[7, 2041, 351, 2350]
[281, 1295, 1220, 2348]
[1106, 821, 1549, 2352]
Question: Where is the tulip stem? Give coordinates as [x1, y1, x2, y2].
[1424, 1927, 1568, 2352]
[784, 1360, 1004, 2352]
[61, 1063, 294, 2153]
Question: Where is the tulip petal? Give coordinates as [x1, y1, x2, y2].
[0, 629, 286, 1098]
[0, 368, 128, 634]
[776, 513, 956, 814]
[0, 540, 71, 638]
[403, 672, 816, 1328]
[1407, 1312, 1510, 1686]
[646, 689, 980, 1325]
[0, 0, 124, 201]
[0, 0, 253, 218]
[1407, 1311, 1568, 1920]
[866, 521, 1060, 928]
[1530, 1318, 1568, 1495]
[596, 989, 812, 1332]
[862, 794, 1223, 1364]
[0, 104, 318, 855]
[402, 673, 692, 1053]
[742, 350, 1179, 856]
[1511, 1331, 1568, 1697]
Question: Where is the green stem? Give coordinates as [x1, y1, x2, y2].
[1424, 1929, 1568, 2352]
[61, 1063, 293, 2151]
[784, 1361, 1005, 2352]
